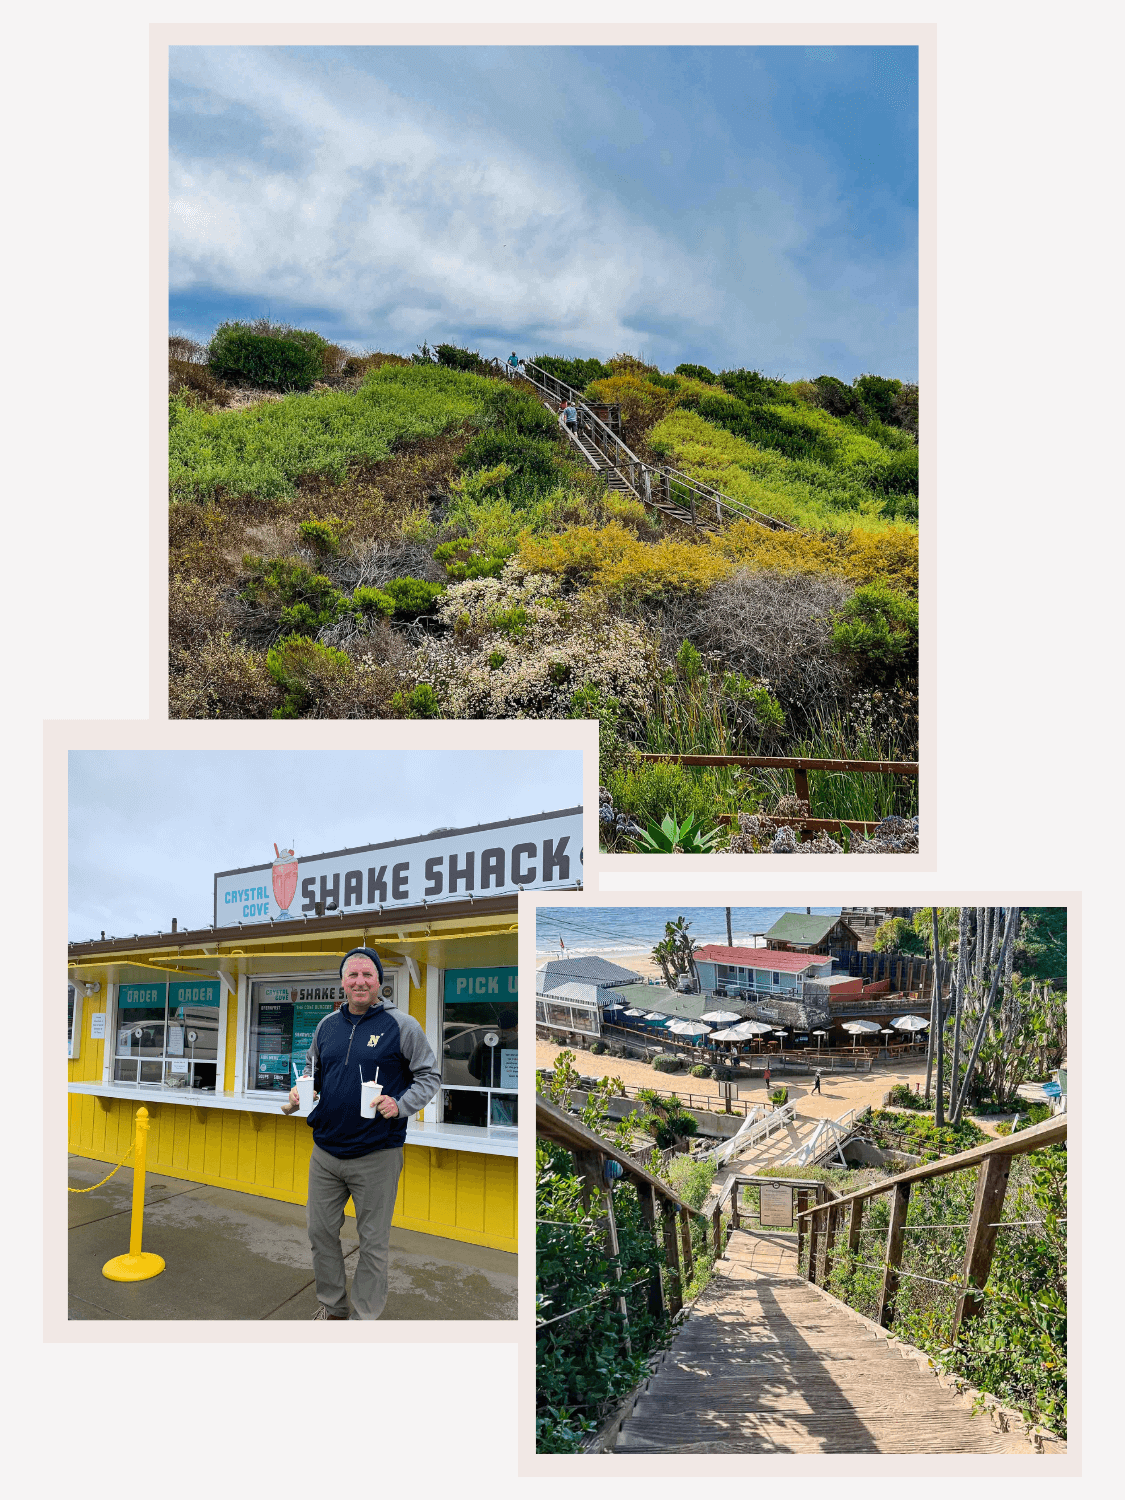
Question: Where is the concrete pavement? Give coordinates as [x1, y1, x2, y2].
[68, 1155, 517, 1322]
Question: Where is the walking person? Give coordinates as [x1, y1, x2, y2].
[507, 350, 519, 378]
[563, 398, 578, 434]
[287, 947, 441, 1319]
[811, 1069, 822, 1095]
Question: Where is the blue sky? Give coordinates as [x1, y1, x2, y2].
[169, 45, 917, 381]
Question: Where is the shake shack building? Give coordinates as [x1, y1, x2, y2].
[67, 808, 583, 1255]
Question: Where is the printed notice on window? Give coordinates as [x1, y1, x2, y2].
[500, 1050, 517, 1089]
[90, 1013, 106, 1040]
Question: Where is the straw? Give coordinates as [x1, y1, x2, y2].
[374, 1067, 379, 1085]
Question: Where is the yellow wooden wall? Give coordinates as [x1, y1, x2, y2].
[66, 979, 517, 1253]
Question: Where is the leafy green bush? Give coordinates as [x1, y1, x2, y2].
[675, 362, 717, 383]
[433, 342, 488, 372]
[456, 430, 565, 498]
[663, 1153, 717, 1209]
[298, 518, 341, 557]
[243, 556, 351, 634]
[266, 636, 353, 717]
[770, 1087, 788, 1106]
[719, 367, 795, 405]
[391, 683, 441, 718]
[886, 1082, 930, 1109]
[352, 586, 395, 618]
[208, 321, 326, 391]
[589, 1040, 607, 1055]
[689, 1064, 710, 1078]
[381, 576, 444, 617]
[532, 353, 612, 390]
[831, 580, 919, 680]
[652, 1055, 681, 1073]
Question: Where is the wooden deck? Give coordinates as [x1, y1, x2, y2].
[612, 1229, 1037, 1454]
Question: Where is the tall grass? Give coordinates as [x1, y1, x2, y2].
[752, 710, 919, 822]
[169, 363, 498, 504]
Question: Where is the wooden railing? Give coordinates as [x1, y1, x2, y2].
[795, 1114, 1066, 1336]
[518, 359, 793, 533]
[536, 1094, 714, 1322]
[635, 752, 918, 836]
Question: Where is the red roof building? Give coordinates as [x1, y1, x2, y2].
[693, 946, 830, 973]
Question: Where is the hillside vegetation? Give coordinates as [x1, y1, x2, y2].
[169, 324, 919, 847]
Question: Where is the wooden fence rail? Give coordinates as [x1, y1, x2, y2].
[635, 752, 918, 835]
[794, 1114, 1066, 1334]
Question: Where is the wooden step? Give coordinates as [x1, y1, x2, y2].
[612, 1235, 1037, 1454]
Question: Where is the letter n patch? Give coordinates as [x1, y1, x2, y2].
[367, 1035, 381, 1048]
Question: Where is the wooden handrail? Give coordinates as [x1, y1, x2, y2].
[535, 1094, 699, 1216]
[794, 1113, 1066, 1219]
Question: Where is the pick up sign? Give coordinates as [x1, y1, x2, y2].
[214, 807, 583, 925]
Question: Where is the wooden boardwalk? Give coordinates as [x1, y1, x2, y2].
[613, 1229, 1035, 1454]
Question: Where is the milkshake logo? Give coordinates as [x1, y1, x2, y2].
[272, 843, 299, 920]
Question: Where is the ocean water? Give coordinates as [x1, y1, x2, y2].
[534, 906, 842, 961]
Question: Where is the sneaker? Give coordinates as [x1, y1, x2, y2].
[311, 1305, 348, 1319]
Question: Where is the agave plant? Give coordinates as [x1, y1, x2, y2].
[630, 812, 723, 854]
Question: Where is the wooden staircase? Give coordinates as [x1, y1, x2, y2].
[611, 1228, 1037, 1454]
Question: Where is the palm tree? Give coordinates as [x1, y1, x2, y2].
[668, 916, 699, 986]
[651, 937, 677, 989]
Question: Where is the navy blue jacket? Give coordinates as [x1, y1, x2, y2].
[303, 1002, 441, 1159]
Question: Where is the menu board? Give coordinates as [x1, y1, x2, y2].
[293, 1002, 335, 1079]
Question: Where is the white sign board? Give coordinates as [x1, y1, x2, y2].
[90, 1013, 106, 1040]
[214, 808, 584, 925]
[500, 1050, 518, 1090]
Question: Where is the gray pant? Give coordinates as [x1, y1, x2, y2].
[306, 1142, 403, 1319]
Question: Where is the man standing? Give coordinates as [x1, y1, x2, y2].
[288, 947, 440, 1320]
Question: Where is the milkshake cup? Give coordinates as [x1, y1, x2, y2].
[294, 1076, 315, 1114]
[360, 1079, 383, 1118]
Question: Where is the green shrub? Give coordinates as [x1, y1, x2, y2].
[719, 367, 795, 405]
[352, 586, 395, 618]
[831, 580, 919, 680]
[456, 430, 564, 497]
[662, 1153, 716, 1209]
[243, 556, 351, 633]
[492, 606, 529, 639]
[266, 636, 353, 716]
[689, 1064, 710, 1078]
[589, 1040, 607, 1055]
[532, 353, 612, 390]
[770, 1087, 789, 1106]
[487, 649, 506, 670]
[675, 362, 717, 383]
[208, 322, 326, 391]
[853, 373, 904, 426]
[886, 1082, 930, 1109]
[298, 518, 341, 557]
[433, 342, 488, 373]
[391, 683, 441, 718]
[381, 577, 445, 617]
[652, 1055, 681, 1073]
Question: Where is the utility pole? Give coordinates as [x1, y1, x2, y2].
[726, 908, 733, 947]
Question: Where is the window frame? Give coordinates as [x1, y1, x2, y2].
[242, 965, 403, 1097]
[68, 983, 83, 1060]
[110, 977, 222, 1090]
[438, 964, 518, 1130]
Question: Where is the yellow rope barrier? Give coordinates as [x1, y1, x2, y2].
[68, 1134, 137, 1193]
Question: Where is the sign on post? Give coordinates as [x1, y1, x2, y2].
[760, 1183, 793, 1228]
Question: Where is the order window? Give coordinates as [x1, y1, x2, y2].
[441, 966, 518, 1128]
[247, 971, 398, 1093]
[114, 980, 220, 1089]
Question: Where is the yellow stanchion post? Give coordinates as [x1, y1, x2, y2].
[102, 1106, 165, 1282]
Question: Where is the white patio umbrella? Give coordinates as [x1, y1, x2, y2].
[623, 1008, 646, 1017]
[880, 1027, 895, 1049]
[673, 1021, 712, 1037]
[813, 1029, 828, 1051]
[892, 1015, 930, 1031]
[842, 1019, 881, 1050]
[645, 1012, 670, 1022]
[773, 1027, 788, 1053]
[701, 1010, 741, 1024]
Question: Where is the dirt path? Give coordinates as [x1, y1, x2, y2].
[534, 1038, 1004, 1132]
